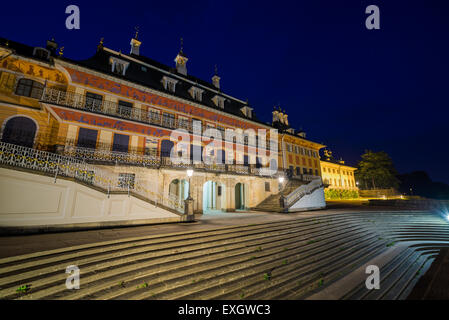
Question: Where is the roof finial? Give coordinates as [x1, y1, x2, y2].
[134, 26, 139, 40]
[180, 37, 184, 54]
[214, 64, 218, 75]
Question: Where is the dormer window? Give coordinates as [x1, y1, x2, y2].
[109, 57, 130, 76]
[162, 76, 178, 93]
[240, 106, 253, 118]
[213, 95, 225, 109]
[189, 86, 204, 102]
[33, 47, 50, 60]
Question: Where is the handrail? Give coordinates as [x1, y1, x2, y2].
[283, 177, 323, 208]
[0, 142, 183, 212]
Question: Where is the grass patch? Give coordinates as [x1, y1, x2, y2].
[136, 282, 149, 289]
[16, 284, 31, 295]
[263, 273, 272, 281]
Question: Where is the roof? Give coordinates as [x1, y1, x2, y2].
[320, 158, 357, 169]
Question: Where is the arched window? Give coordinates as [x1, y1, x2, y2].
[1, 116, 37, 148]
[15, 79, 44, 99]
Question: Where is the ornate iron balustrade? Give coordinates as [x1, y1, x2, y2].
[59, 142, 276, 176]
[63, 143, 160, 167]
[0, 142, 183, 212]
[283, 177, 323, 208]
[41, 87, 274, 148]
[41, 87, 193, 132]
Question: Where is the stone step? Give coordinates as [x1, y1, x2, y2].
[2, 216, 358, 299]
[59, 220, 367, 300]
[2, 211, 448, 300]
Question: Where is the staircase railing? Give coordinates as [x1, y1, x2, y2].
[283, 177, 323, 208]
[0, 142, 183, 212]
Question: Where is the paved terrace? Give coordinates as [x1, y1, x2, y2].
[0, 205, 448, 300]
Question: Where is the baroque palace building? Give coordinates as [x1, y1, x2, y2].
[320, 150, 358, 198]
[0, 34, 328, 228]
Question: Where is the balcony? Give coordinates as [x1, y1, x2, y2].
[41, 87, 192, 132]
[40, 88, 273, 149]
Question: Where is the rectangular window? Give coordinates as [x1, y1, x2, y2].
[118, 100, 133, 118]
[144, 138, 158, 156]
[265, 182, 270, 192]
[85, 92, 103, 112]
[77, 127, 98, 149]
[148, 109, 161, 123]
[178, 117, 190, 130]
[296, 167, 301, 176]
[112, 133, 129, 153]
[162, 112, 175, 128]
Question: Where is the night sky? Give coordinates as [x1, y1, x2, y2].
[2, 1, 448, 183]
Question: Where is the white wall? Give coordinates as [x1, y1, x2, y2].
[288, 187, 326, 212]
[0, 168, 180, 228]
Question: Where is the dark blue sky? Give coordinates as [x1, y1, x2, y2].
[2, 1, 448, 183]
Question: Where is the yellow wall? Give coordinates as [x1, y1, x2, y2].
[280, 135, 324, 176]
[320, 160, 358, 190]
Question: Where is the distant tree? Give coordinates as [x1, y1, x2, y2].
[355, 150, 400, 190]
[398, 171, 449, 200]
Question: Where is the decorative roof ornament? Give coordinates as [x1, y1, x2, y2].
[178, 37, 186, 57]
[174, 38, 188, 75]
[58, 46, 64, 56]
[97, 37, 104, 51]
[212, 64, 221, 89]
[130, 27, 142, 55]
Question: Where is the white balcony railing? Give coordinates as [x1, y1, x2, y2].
[283, 177, 323, 208]
[0, 142, 184, 212]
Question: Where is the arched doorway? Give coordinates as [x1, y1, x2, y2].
[168, 179, 189, 207]
[235, 182, 246, 210]
[1, 116, 37, 148]
[202, 181, 226, 213]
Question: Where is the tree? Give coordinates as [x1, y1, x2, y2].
[398, 171, 449, 200]
[355, 150, 399, 190]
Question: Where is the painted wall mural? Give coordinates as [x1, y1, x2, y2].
[65, 67, 264, 131]
[1, 57, 67, 84]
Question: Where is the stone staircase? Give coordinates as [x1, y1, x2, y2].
[0, 211, 448, 300]
[253, 179, 306, 212]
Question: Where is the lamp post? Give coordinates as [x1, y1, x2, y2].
[278, 175, 286, 208]
[183, 169, 195, 220]
[278, 176, 285, 192]
[186, 169, 194, 200]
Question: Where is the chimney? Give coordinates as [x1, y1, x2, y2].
[212, 65, 220, 89]
[46, 38, 58, 55]
[130, 38, 141, 55]
[174, 38, 188, 75]
[130, 27, 141, 55]
[174, 53, 188, 75]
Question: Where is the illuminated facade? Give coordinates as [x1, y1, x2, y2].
[0, 35, 326, 216]
[320, 150, 358, 192]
